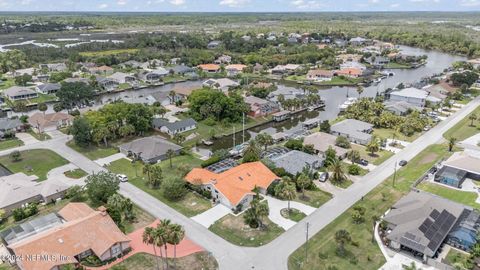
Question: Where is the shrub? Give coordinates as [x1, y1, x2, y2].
[201, 155, 221, 168]
[163, 178, 187, 201]
[348, 164, 361, 175]
[9, 150, 22, 162]
[203, 117, 216, 126]
[335, 136, 351, 149]
[285, 139, 303, 150]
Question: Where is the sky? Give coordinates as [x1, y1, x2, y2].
[0, 0, 479, 12]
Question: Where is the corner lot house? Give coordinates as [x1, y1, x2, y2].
[434, 151, 480, 188]
[3, 86, 38, 101]
[383, 190, 480, 261]
[389, 87, 441, 107]
[28, 112, 74, 133]
[303, 132, 349, 159]
[244, 96, 279, 117]
[2, 203, 130, 270]
[0, 173, 69, 214]
[152, 118, 197, 136]
[119, 136, 182, 163]
[330, 119, 373, 145]
[185, 162, 279, 210]
[36, 83, 61, 94]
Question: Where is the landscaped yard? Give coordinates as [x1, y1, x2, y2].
[443, 105, 480, 141]
[384, 62, 412, 69]
[373, 128, 422, 143]
[293, 189, 332, 208]
[444, 248, 472, 270]
[288, 144, 452, 270]
[27, 129, 51, 141]
[0, 139, 23, 150]
[64, 168, 88, 179]
[0, 149, 69, 181]
[209, 213, 284, 247]
[67, 140, 119, 160]
[107, 155, 212, 217]
[281, 208, 306, 222]
[111, 252, 218, 270]
[417, 182, 480, 209]
[351, 144, 395, 166]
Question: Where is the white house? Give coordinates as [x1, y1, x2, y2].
[389, 87, 441, 107]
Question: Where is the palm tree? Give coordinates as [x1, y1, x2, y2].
[448, 136, 457, 152]
[330, 159, 347, 185]
[469, 113, 477, 126]
[334, 229, 351, 257]
[107, 193, 125, 212]
[256, 132, 273, 151]
[366, 138, 380, 156]
[173, 133, 185, 145]
[166, 149, 175, 168]
[347, 150, 360, 164]
[167, 223, 185, 270]
[356, 86, 364, 97]
[143, 164, 153, 183]
[275, 180, 297, 212]
[159, 219, 172, 269]
[296, 173, 310, 199]
[142, 227, 161, 270]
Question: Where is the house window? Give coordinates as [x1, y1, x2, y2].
[111, 244, 122, 257]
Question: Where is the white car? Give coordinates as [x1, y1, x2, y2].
[117, 174, 128, 182]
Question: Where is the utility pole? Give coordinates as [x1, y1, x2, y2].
[393, 161, 398, 187]
[305, 222, 310, 264]
[233, 126, 236, 148]
[242, 112, 245, 144]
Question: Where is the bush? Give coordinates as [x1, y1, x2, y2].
[201, 155, 221, 168]
[9, 150, 22, 162]
[203, 117, 216, 126]
[335, 136, 351, 149]
[163, 178, 187, 201]
[285, 139, 303, 150]
[348, 164, 361, 175]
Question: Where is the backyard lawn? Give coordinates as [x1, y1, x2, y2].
[0, 139, 23, 151]
[288, 144, 452, 270]
[209, 213, 284, 247]
[0, 149, 69, 181]
[107, 155, 212, 217]
[293, 189, 332, 208]
[443, 105, 480, 141]
[417, 182, 480, 209]
[111, 252, 218, 270]
[444, 248, 472, 270]
[67, 140, 119, 160]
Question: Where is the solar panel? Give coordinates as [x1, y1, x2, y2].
[430, 209, 440, 219]
[419, 218, 433, 233]
[425, 227, 436, 240]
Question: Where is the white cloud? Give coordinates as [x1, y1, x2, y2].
[290, 0, 323, 9]
[390, 3, 400, 7]
[98, 3, 109, 9]
[219, 0, 250, 7]
[0, 0, 9, 7]
[147, 0, 165, 5]
[461, 0, 480, 6]
[20, 0, 32, 5]
[369, 0, 380, 3]
[117, 0, 127, 5]
[169, 0, 185, 5]
[409, 0, 439, 2]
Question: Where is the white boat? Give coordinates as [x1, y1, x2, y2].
[338, 97, 358, 111]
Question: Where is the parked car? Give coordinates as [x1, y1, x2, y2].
[423, 125, 431, 131]
[319, 172, 329, 182]
[357, 159, 369, 166]
[399, 160, 408, 166]
[117, 174, 128, 182]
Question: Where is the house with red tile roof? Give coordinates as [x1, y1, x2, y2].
[197, 64, 221, 73]
[335, 68, 363, 78]
[5, 203, 130, 270]
[185, 162, 279, 210]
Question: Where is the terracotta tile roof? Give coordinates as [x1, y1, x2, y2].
[58, 202, 96, 221]
[185, 161, 279, 206]
[197, 64, 220, 71]
[307, 69, 334, 77]
[335, 68, 363, 76]
[9, 203, 130, 270]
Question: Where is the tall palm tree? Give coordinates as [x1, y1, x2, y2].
[256, 132, 273, 151]
[276, 180, 296, 212]
[469, 113, 477, 126]
[356, 86, 364, 97]
[159, 219, 172, 269]
[142, 227, 161, 270]
[448, 136, 457, 152]
[166, 149, 175, 168]
[296, 173, 310, 199]
[152, 225, 166, 270]
[330, 159, 347, 185]
[143, 164, 153, 183]
[167, 223, 185, 270]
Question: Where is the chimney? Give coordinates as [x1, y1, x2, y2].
[98, 206, 107, 216]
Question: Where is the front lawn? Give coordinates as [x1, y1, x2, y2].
[293, 189, 332, 208]
[331, 178, 354, 189]
[373, 128, 421, 143]
[209, 213, 284, 247]
[28, 129, 51, 141]
[444, 249, 472, 270]
[350, 144, 394, 166]
[107, 156, 212, 217]
[67, 140, 119, 160]
[417, 182, 480, 209]
[0, 149, 69, 181]
[281, 208, 306, 222]
[288, 144, 452, 270]
[64, 169, 88, 179]
[111, 252, 218, 270]
[0, 139, 23, 151]
[443, 105, 480, 141]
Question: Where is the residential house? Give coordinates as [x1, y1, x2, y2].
[140, 59, 165, 70]
[335, 68, 363, 78]
[330, 119, 373, 145]
[120, 60, 143, 69]
[336, 54, 363, 63]
[207, 40, 222, 49]
[3, 86, 38, 101]
[6, 68, 35, 78]
[225, 64, 247, 77]
[214, 55, 232, 64]
[0, 118, 23, 134]
[108, 72, 136, 85]
[2, 203, 130, 270]
[244, 96, 279, 117]
[467, 58, 480, 69]
[97, 77, 120, 91]
[39, 63, 67, 72]
[365, 55, 390, 68]
[28, 112, 74, 133]
[270, 150, 324, 175]
[35, 74, 50, 83]
[63, 77, 89, 85]
[185, 162, 279, 210]
[152, 118, 197, 136]
[170, 57, 181, 65]
[119, 136, 183, 164]
[389, 87, 441, 107]
[383, 101, 420, 116]
[138, 69, 168, 84]
[270, 64, 301, 75]
[173, 86, 198, 101]
[383, 190, 480, 261]
[197, 64, 221, 73]
[88, 65, 114, 76]
[426, 80, 457, 100]
[202, 78, 239, 92]
[339, 61, 367, 71]
[0, 173, 69, 214]
[306, 69, 334, 82]
[303, 132, 349, 159]
[36, 83, 61, 94]
[272, 110, 291, 122]
[169, 65, 195, 75]
[434, 151, 480, 188]
[349, 37, 369, 46]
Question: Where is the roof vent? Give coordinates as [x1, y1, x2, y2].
[58, 238, 64, 244]
[239, 176, 243, 181]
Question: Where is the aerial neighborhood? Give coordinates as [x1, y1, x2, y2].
[1, 8, 480, 270]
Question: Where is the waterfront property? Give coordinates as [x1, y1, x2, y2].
[383, 190, 480, 261]
[434, 151, 480, 188]
[383, 100, 420, 116]
[272, 110, 291, 122]
[303, 132, 349, 159]
[330, 119, 373, 145]
[244, 95, 279, 117]
[2, 203, 131, 270]
[152, 118, 197, 136]
[28, 112, 74, 133]
[185, 161, 279, 210]
[389, 87, 441, 107]
[269, 150, 324, 175]
[118, 136, 182, 164]
[197, 64, 221, 73]
[202, 78, 239, 92]
[306, 69, 334, 82]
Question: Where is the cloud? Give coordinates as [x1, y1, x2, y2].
[117, 0, 127, 5]
[461, 0, 480, 6]
[219, 0, 250, 7]
[390, 3, 400, 7]
[409, 0, 439, 2]
[98, 3, 108, 9]
[20, 0, 32, 5]
[169, 0, 185, 5]
[369, 0, 380, 3]
[290, 0, 323, 9]
[147, 0, 165, 5]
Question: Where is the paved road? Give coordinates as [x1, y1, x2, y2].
[3, 97, 478, 270]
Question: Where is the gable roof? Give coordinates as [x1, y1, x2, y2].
[152, 118, 197, 132]
[331, 119, 373, 141]
[390, 88, 429, 99]
[443, 151, 480, 175]
[197, 64, 220, 71]
[185, 162, 279, 206]
[37, 83, 61, 92]
[3, 86, 36, 97]
[0, 118, 22, 131]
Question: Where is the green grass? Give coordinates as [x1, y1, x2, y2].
[163, 74, 187, 83]
[444, 249, 472, 270]
[294, 189, 332, 208]
[443, 105, 480, 141]
[350, 145, 395, 166]
[67, 140, 119, 160]
[0, 149, 69, 181]
[0, 78, 15, 90]
[26, 93, 57, 104]
[107, 156, 212, 217]
[28, 129, 51, 141]
[331, 178, 354, 189]
[209, 213, 284, 247]
[384, 62, 412, 69]
[288, 144, 452, 270]
[0, 139, 23, 150]
[0, 264, 16, 270]
[112, 252, 218, 270]
[64, 168, 88, 179]
[373, 128, 421, 143]
[79, 48, 139, 57]
[317, 76, 363, 86]
[417, 182, 480, 209]
[281, 208, 306, 222]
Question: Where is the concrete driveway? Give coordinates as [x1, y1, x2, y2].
[191, 204, 231, 228]
[15, 132, 39, 145]
[265, 196, 316, 230]
[94, 153, 126, 166]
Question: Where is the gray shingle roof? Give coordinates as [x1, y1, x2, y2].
[152, 118, 197, 133]
[119, 136, 182, 161]
[37, 83, 61, 93]
[270, 150, 324, 175]
[0, 118, 22, 131]
[331, 119, 373, 142]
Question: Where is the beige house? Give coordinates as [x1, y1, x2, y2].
[28, 112, 74, 133]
